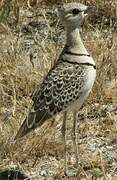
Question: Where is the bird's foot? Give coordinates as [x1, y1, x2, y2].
[64, 165, 81, 178]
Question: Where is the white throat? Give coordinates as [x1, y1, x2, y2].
[65, 27, 88, 54]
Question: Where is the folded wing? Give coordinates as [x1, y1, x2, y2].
[14, 61, 85, 140]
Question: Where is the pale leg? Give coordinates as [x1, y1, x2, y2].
[72, 111, 78, 167]
[61, 111, 67, 175]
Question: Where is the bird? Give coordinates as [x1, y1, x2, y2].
[15, 2, 96, 175]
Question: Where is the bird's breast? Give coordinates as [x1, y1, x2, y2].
[69, 65, 96, 112]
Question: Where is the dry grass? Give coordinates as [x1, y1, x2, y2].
[0, 0, 117, 179]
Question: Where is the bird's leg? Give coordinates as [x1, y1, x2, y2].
[61, 111, 67, 175]
[72, 111, 79, 168]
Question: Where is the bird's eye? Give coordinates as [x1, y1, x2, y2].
[72, 8, 81, 15]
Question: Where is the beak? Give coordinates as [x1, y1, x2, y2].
[84, 6, 96, 15]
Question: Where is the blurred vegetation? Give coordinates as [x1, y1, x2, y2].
[0, 0, 117, 179]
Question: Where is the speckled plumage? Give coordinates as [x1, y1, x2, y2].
[15, 3, 96, 174]
[15, 60, 88, 138]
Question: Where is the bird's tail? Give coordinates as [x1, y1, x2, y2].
[14, 109, 49, 140]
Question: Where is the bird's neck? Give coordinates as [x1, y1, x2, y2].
[65, 28, 88, 54]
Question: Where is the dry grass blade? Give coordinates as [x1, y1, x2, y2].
[0, 0, 117, 179]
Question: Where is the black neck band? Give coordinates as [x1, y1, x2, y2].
[63, 59, 96, 69]
[65, 51, 90, 57]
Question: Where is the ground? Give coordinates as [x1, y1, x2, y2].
[0, 0, 117, 179]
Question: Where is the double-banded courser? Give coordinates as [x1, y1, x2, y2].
[15, 2, 96, 174]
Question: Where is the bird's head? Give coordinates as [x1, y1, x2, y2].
[58, 3, 95, 29]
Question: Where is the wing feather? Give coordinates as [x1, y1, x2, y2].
[14, 62, 85, 140]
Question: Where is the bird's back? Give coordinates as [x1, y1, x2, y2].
[14, 60, 90, 139]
